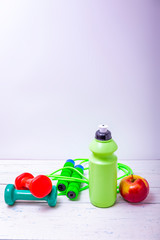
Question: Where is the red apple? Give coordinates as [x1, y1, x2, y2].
[119, 174, 149, 203]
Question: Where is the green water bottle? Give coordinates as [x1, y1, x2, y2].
[89, 124, 118, 208]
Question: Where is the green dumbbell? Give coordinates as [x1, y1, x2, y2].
[4, 184, 57, 207]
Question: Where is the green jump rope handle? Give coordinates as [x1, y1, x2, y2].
[4, 184, 57, 207]
[57, 159, 75, 192]
[66, 165, 84, 200]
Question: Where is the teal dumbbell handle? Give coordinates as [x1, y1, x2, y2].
[67, 165, 84, 200]
[4, 184, 57, 207]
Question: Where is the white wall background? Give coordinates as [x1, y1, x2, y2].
[0, 0, 159, 160]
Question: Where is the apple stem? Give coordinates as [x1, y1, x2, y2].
[131, 174, 134, 182]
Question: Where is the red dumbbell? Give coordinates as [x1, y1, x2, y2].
[15, 173, 52, 198]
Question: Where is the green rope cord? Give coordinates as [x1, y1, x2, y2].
[47, 158, 133, 194]
[47, 166, 89, 181]
[50, 175, 88, 184]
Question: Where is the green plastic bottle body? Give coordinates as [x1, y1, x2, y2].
[89, 139, 118, 208]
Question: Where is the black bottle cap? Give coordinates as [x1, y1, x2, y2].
[95, 124, 112, 141]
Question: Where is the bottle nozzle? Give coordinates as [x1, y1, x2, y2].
[98, 124, 108, 133]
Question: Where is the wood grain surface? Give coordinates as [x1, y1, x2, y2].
[0, 159, 159, 240]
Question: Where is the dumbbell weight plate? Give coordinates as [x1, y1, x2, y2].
[4, 184, 15, 206]
[47, 186, 57, 207]
[15, 173, 34, 190]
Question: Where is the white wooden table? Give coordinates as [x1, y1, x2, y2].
[0, 159, 159, 240]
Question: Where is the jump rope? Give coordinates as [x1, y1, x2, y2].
[4, 158, 134, 206]
[47, 158, 133, 197]
[4, 124, 146, 207]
